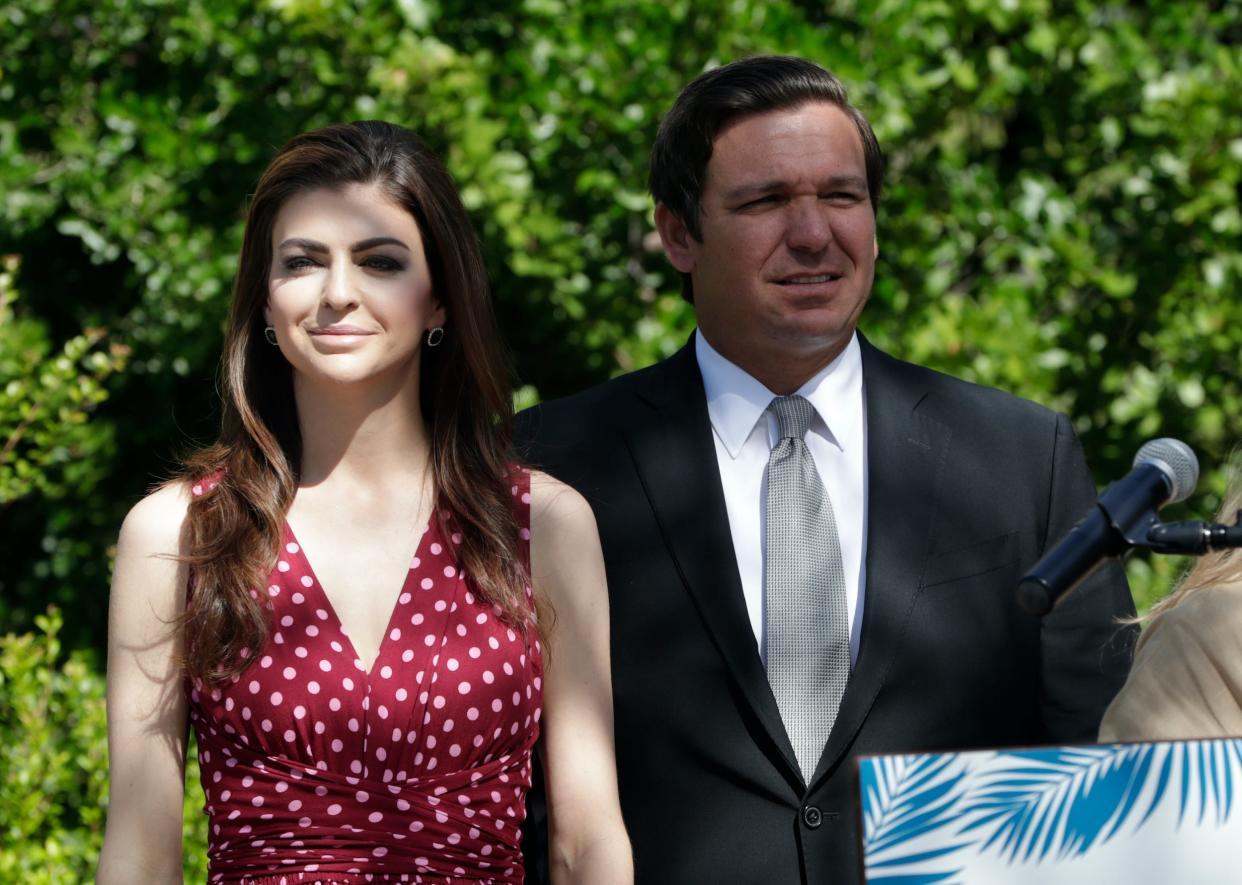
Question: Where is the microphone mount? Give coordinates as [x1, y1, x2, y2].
[1144, 511, 1242, 555]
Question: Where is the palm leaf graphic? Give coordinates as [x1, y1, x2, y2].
[861, 754, 969, 883]
[957, 745, 1158, 863]
[863, 740, 1242, 879]
[865, 873, 962, 885]
[1161, 738, 1242, 827]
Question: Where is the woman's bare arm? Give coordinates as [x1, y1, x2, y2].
[530, 471, 633, 884]
[97, 483, 193, 885]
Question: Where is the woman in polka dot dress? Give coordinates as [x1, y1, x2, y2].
[98, 122, 632, 884]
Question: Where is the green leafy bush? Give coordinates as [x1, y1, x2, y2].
[2, 0, 1239, 643]
[0, 608, 208, 883]
[0, 256, 129, 506]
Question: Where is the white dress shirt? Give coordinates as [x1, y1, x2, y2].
[696, 331, 868, 664]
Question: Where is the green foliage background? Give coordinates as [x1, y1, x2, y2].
[1, 0, 1239, 878]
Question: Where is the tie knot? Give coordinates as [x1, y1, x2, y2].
[768, 395, 815, 441]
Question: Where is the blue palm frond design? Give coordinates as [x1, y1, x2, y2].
[861, 754, 969, 883]
[866, 872, 961, 885]
[1219, 740, 1242, 821]
[957, 745, 1157, 863]
[1170, 739, 1242, 827]
[863, 739, 1242, 880]
[1129, 739, 1242, 832]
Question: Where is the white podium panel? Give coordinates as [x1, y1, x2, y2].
[857, 740, 1242, 884]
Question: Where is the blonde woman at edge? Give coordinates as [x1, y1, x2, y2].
[1100, 466, 1242, 741]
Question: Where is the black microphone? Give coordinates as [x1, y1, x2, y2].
[1017, 438, 1199, 615]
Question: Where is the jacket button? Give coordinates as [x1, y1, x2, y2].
[802, 805, 822, 829]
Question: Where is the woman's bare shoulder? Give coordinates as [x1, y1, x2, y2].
[528, 470, 595, 528]
[117, 481, 194, 556]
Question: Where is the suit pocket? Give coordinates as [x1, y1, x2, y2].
[922, 530, 1020, 588]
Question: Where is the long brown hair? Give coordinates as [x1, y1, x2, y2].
[1137, 454, 1242, 649]
[180, 121, 530, 683]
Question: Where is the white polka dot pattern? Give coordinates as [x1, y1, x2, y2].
[187, 471, 541, 883]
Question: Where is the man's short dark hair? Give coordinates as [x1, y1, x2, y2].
[649, 55, 884, 300]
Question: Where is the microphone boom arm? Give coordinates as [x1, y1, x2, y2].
[1145, 511, 1242, 555]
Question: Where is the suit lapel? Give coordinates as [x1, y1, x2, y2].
[810, 337, 952, 790]
[621, 341, 803, 782]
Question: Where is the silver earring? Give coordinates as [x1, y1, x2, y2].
[263, 326, 278, 345]
[426, 326, 445, 347]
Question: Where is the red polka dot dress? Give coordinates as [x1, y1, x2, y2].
[187, 472, 542, 883]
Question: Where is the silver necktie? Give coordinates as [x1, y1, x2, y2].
[764, 394, 850, 784]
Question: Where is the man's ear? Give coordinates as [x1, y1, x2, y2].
[654, 203, 697, 274]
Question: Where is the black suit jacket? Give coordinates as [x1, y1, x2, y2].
[518, 334, 1135, 884]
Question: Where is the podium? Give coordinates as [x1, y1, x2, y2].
[857, 739, 1242, 883]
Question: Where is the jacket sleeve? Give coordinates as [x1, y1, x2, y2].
[1037, 413, 1138, 742]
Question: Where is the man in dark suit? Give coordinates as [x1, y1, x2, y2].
[519, 56, 1135, 883]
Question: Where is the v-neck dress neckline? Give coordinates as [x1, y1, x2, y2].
[281, 520, 431, 678]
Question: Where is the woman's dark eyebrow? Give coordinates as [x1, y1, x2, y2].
[276, 237, 410, 252]
[277, 237, 328, 252]
[351, 237, 409, 252]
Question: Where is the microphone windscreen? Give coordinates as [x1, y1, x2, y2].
[1133, 438, 1198, 505]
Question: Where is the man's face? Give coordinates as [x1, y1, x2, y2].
[658, 102, 877, 376]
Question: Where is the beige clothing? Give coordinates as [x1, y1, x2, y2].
[1099, 581, 1242, 741]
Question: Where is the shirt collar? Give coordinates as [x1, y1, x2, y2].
[695, 330, 863, 459]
